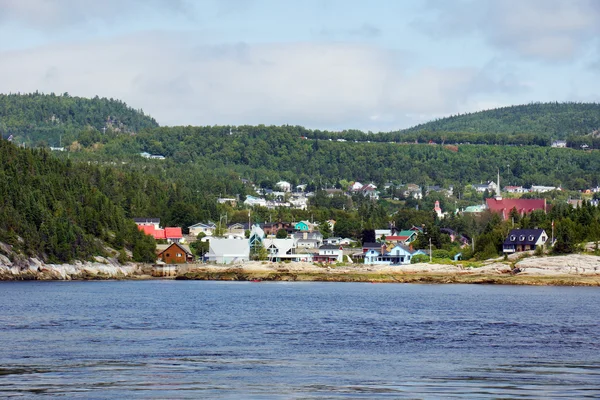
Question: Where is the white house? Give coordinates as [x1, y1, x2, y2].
[375, 229, 393, 240]
[206, 238, 250, 264]
[275, 181, 292, 192]
[188, 222, 216, 237]
[530, 185, 557, 193]
[351, 182, 364, 191]
[313, 245, 344, 263]
[473, 181, 498, 193]
[244, 195, 268, 207]
[263, 238, 300, 261]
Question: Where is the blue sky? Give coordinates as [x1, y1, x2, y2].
[1, 0, 599, 131]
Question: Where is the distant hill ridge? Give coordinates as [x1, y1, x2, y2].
[402, 102, 600, 138]
[0, 92, 158, 146]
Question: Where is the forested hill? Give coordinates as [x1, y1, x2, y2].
[0, 139, 162, 263]
[0, 93, 158, 146]
[402, 103, 600, 138]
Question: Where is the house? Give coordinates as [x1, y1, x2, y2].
[293, 231, 323, 248]
[361, 184, 379, 200]
[503, 229, 548, 254]
[364, 244, 416, 265]
[551, 140, 567, 148]
[217, 198, 238, 207]
[340, 238, 357, 246]
[262, 222, 293, 236]
[206, 238, 250, 264]
[188, 222, 216, 237]
[226, 223, 250, 238]
[351, 182, 364, 191]
[375, 229, 393, 240]
[385, 230, 418, 245]
[504, 186, 526, 194]
[244, 195, 267, 207]
[134, 218, 160, 230]
[275, 181, 292, 192]
[313, 245, 344, 263]
[530, 185, 558, 193]
[486, 198, 547, 220]
[324, 237, 342, 245]
[362, 242, 386, 254]
[294, 221, 311, 232]
[156, 243, 193, 264]
[137, 225, 184, 243]
[263, 238, 299, 261]
[164, 227, 183, 243]
[473, 181, 498, 193]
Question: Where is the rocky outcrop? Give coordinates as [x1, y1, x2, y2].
[0, 255, 144, 280]
[514, 254, 600, 275]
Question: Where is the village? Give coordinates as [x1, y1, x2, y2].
[134, 173, 572, 270]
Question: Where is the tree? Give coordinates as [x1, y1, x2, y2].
[318, 221, 332, 239]
[276, 229, 288, 239]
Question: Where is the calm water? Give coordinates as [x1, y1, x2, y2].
[0, 281, 599, 398]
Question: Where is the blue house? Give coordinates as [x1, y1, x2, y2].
[294, 221, 310, 232]
[364, 244, 416, 265]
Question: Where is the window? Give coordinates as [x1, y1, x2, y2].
[177, 253, 182, 257]
[528, 236, 534, 241]
[519, 235, 525, 241]
[510, 235, 516, 241]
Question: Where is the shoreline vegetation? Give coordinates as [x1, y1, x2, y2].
[2, 254, 600, 286]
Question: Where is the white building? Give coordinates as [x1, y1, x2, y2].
[206, 238, 249, 264]
[275, 181, 292, 192]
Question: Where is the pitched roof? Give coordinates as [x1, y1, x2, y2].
[504, 229, 547, 245]
[486, 198, 546, 220]
[320, 244, 342, 250]
[156, 243, 192, 256]
[207, 238, 249, 257]
[133, 217, 160, 224]
[164, 227, 183, 239]
[363, 242, 384, 249]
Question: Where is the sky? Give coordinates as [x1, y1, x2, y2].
[0, 0, 599, 131]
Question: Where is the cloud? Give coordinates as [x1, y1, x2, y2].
[0, 0, 188, 30]
[420, 0, 600, 61]
[0, 32, 524, 131]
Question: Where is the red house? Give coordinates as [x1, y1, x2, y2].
[156, 243, 193, 264]
[486, 198, 546, 221]
[138, 225, 184, 243]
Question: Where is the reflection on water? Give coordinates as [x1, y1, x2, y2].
[1, 281, 599, 398]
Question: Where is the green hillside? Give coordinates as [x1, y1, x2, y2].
[0, 92, 158, 147]
[402, 102, 600, 138]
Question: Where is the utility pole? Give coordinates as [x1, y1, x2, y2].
[429, 237, 432, 263]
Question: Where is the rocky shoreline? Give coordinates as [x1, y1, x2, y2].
[2, 253, 600, 286]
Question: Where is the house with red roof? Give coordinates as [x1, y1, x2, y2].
[485, 197, 546, 220]
[137, 225, 184, 243]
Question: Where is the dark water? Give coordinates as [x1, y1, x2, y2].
[1, 281, 599, 398]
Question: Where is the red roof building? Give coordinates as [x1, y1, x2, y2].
[138, 225, 183, 243]
[486, 198, 546, 220]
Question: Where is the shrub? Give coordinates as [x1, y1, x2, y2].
[411, 254, 429, 264]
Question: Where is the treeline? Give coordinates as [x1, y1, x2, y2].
[84, 125, 600, 191]
[0, 92, 158, 147]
